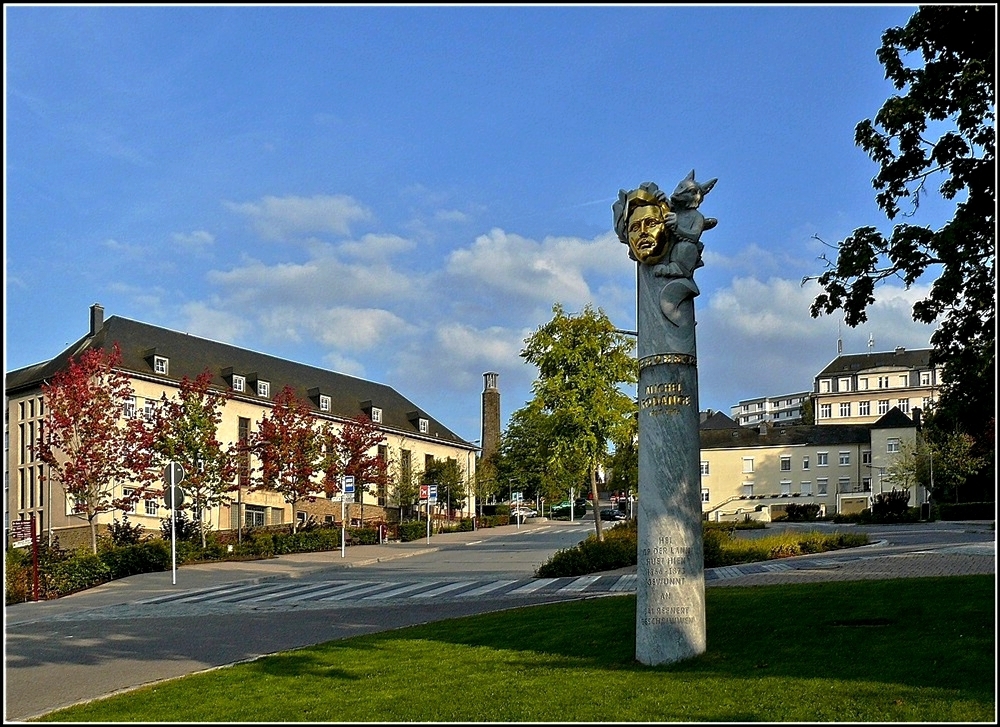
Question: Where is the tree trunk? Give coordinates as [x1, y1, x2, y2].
[590, 466, 603, 542]
[89, 515, 99, 554]
[291, 502, 298, 534]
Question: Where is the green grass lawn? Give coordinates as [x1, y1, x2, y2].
[37, 575, 995, 722]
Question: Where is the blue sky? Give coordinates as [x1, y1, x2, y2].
[5, 4, 946, 444]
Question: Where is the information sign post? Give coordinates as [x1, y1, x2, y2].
[341, 476, 355, 558]
[163, 462, 186, 585]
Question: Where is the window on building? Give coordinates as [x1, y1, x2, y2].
[122, 488, 136, 513]
[802, 456, 810, 470]
[319, 395, 331, 412]
[144, 498, 158, 516]
[143, 400, 156, 421]
[418, 418, 429, 433]
[859, 378, 869, 390]
[700, 461, 710, 476]
[232, 375, 245, 393]
[862, 477, 872, 492]
[899, 375, 908, 387]
[820, 379, 831, 393]
[257, 380, 270, 398]
[154, 356, 169, 375]
[780, 456, 791, 472]
[839, 378, 851, 392]
[801, 481, 813, 496]
[780, 481, 791, 495]
[270, 507, 284, 525]
[123, 396, 137, 419]
[371, 407, 383, 424]
[742, 483, 754, 497]
[401, 449, 412, 486]
[887, 438, 900, 453]
[863, 450, 872, 465]
[245, 505, 266, 528]
[701, 489, 710, 503]
[817, 478, 828, 495]
[878, 376, 890, 389]
[817, 452, 829, 466]
[859, 400, 871, 416]
[839, 451, 851, 466]
[742, 457, 754, 473]
[840, 402, 851, 417]
[839, 477, 853, 493]
[897, 398, 910, 414]
[819, 403, 832, 419]
[878, 399, 890, 415]
[920, 372, 931, 386]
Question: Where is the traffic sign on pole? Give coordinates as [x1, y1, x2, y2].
[343, 475, 355, 495]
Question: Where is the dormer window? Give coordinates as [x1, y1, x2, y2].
[153, 356, 169, 375]
[361, 400, 382, 424]
[232, 375, 245, 393]
[371, 407, 382, 424]
[257, 380, 270, 398]
[407, 410, 429, 434]
[418, 418, 428, 433]
[319, 395, 331, 412]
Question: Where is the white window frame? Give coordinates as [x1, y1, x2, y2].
[800, 481, 813, 496]
[780, 481, 792, 496]
[371, 407, 383, 424]
[319, 395, 331, 412]
[123, 396, 137, 419]
[817, 478, 828, 495]
[897, 398, 910, 414]
[840, 402, 851, 417]
[839, 451, 851, 466]
[144, 498, 158, 516]
[121, 487, 137, 513]
[920, 372, 931, 386]
[839, 477, 853, 493]
[819, 403, 832, 419]
[802, 456, 810, 471]
[817, 452, 829, 467]
[863, 450, 872, 465]
[257, 380, 270, 398]
[143, 400, 156, 421]
[742, 457, 754, 474]
[878, 399, 890, 415]
[859, 400, 871, 416]
[418, 418, 428, 434]
[742, 483, 754, 497]
[701, 489, 710, 503]
[839, 378, 851, 392]
[232, 375, 245, 393]
[154, 356, 169, 375]
[887, 438, 900, 453]
[780, 456, 791, 472]
[700, 461, 710, 476]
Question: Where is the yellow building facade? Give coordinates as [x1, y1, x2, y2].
[699, 409, 921, 520]
[6, 305, 478, 546]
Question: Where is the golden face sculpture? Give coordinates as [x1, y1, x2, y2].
[627, 202, 671, 264]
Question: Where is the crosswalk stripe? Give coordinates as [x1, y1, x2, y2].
[508, 578, 559, 595]
[289, 581, 376, 601]
[558, 575, 602, 592]
[411, 581, 476, 598]
[457, 580, 518, 597]
[363, 582, 441, 600]
[318, 582, 397, 601]
[610, 574, 637, 592]
[245, 581, 350, 602]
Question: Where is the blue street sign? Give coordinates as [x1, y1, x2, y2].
[343, 475, 355, 495]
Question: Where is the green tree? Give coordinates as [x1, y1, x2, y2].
[520, 303, 637, 541]
[805, 6, 995, 472]
[496, 401, 556, 506]
[422, 458, 464, 519]
[925, 430, 987, 505]
[606, 412, 638, 499]
[151, 371, 238, 548]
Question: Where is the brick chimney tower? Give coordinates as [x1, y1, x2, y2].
[481, 372, 501, 463]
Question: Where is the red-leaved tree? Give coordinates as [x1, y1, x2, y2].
[320, 415, 391, 526]
[151, 371, 238, 547]
[248, 386, 322, 533]
[36, 344, 156, 553]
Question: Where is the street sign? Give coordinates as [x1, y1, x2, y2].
[163, 485, 186, 509]
[164, 462, 185, 487]
[343, 475, 355, 495]
[11, 519, 33, 540]
[429, 484, 438, 503]
[419, 484, 429, 500]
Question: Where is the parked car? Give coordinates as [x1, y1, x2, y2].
[550, 500, 588, 519]
[600, 508, 628, 522]
[511, 506, 538, 518]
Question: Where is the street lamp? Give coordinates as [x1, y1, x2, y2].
[466, 440, 481, 521]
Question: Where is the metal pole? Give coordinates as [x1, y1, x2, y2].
[426, 497, 431, 544]
[171, 474, 177, 586]
[341, 495, 346, 558]
[570, 487, 575, 523]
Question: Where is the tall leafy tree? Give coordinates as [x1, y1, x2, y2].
[320, 414, 390, 526]
[521, 303, 637, 541]
[36, 344, 155, 554]
[806, 6, 995, 474]
[248, 386, 322, 533]
[421, 458, 464, 518]
[151, 371, 238, 547]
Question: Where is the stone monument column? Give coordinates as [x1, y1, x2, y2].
[612, 173, 717, 665]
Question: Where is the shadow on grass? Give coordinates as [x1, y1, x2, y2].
[247, 575, 993, 700]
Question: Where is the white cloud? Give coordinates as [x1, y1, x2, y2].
[224, 194, 372, 241]
[181, 301, 252, 345]
[172, 230, 215, 250]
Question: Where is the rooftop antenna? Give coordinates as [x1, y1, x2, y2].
[837, 320, 843, 355]
[868, 332, 875, 354]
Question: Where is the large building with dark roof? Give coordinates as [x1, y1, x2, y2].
[6, 304, 479, 546]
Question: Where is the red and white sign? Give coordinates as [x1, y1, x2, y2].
[11, 518, 34, 548]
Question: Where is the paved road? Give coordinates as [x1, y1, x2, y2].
[4, 519, 994, 722]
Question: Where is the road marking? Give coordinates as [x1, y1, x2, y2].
[465, 540, 484, 546]
[363, 582, 441, 599]
[283, 581, 363, 601]
[508, 578, 559, 595]
[610, 574, 636, 592]
[411, 581, 476, 598]
[245, 581, 350, 602]
[558, 575, 602, 592]
[457, 580, 518, 597]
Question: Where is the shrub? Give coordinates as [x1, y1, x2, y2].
[160, 511, 202, 542]
[99, 540, 170, 579]
[45, 553, 112, 597]
[784, 503, 821, 522]
[399, 520, 427, 542]
[346, 526, 379, 545]
[106, 516, 147, 548]
[871, 489, 912, 522]
[937, 502, 995, 521]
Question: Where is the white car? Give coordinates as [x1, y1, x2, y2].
[511, 506, 538, 518]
